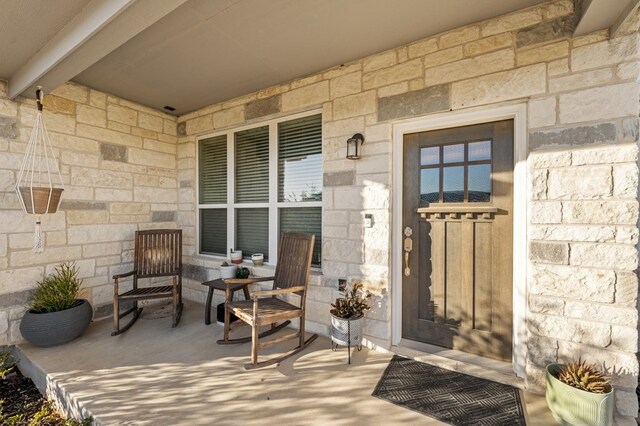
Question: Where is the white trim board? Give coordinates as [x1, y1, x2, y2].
[391, 103, 528, 378]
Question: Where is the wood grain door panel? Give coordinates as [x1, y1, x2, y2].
[402, 120, 514, 362]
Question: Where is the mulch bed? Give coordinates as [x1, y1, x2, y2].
[0, 368, 87, 425]
[1, 369, 46, 423]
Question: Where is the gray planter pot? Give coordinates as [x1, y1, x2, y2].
[546, 363, 613, 426]
[20, 299, 93, 347]
[330, 313, 364, 347]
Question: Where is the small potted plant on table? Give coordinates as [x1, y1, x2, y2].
[219, 261, 237, 280]
[546, 359, 613, 426]
[330, 282, 371, 362]
[20, 262, 93, 347]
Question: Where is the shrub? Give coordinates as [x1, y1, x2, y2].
[31, 262, 83, 313]
[0, 352, 16, 379]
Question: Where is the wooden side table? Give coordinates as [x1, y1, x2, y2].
[201, 278, 252, 325]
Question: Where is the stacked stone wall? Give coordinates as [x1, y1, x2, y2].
[0, 0, 637, 421]
[176, 1, 640, 421]
[0, 82, 178, 344]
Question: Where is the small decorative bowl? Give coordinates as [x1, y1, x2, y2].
[230, 250, 243, 264]
[251, 253, 264, 266]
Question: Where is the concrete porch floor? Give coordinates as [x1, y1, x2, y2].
[15, 301, 554, 425]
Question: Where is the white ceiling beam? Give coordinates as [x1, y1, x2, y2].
[611, 0, 640, 37]
[8, 0, 188, 100]
[574, 0, 638, 37]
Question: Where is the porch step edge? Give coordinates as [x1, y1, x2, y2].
[12, 344, 47, 393]
[14, 344, 103, 426]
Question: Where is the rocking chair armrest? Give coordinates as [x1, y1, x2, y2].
[113, 270, 136, 280]
[254, 277, 276, 283]
[250, 276, 276, 283]
[252, 286, 306, 299]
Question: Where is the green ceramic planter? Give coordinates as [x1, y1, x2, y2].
[545, 363, 613, 426]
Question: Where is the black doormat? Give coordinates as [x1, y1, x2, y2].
[372, 356, 526, 426]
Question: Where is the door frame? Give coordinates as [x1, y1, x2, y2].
[391, 103, 528, 377]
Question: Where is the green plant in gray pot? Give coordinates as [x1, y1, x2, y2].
[20, 262, 93, 347]
[546, 359, 613, 426]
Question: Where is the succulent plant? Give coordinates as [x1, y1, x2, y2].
[235, 266, 250, 279]
[557, 359, 611, 394]
[220, 261, 230, 267]
[330, 282, 371, 319]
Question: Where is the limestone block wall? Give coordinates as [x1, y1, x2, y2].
[0, 81, 178, 344]
[176, 0, 640, 420]
[527, 145, 639, 418]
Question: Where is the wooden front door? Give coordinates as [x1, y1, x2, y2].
[401, 120, 514, 362]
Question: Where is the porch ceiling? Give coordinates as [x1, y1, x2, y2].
[0, 0, 91, 78]
[2, 0, 635, 116]
[71, 0, 548, 115]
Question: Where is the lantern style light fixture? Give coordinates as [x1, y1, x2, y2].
[346, 133, 364, 160]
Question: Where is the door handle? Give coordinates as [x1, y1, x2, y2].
[403, 232, 413, 277]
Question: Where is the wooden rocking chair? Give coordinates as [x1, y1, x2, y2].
[217, 232, 318, 369]
[112, 229, 183, 336]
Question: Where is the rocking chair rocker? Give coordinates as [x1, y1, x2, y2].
[217, 232, 318, 369]
[112, 229, 183, 336]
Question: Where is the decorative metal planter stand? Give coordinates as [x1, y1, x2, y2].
[330, 314, 364, 365]
[15, 87, 64, 252]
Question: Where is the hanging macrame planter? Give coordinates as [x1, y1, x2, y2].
[15, 87, 64, 252]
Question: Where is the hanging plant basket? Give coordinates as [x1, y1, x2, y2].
[14, 87, 65, 252]
[18, 187, 63, 214]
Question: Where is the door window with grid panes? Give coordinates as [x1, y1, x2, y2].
[198, 112, 322, 266]
[420, 140, 492, 204]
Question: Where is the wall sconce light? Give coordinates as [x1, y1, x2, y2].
[346, 133, 364, 160]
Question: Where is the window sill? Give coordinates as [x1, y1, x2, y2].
[191, 253, 322, 275]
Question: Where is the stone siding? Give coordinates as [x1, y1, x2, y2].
[176, 1, 640, 422]
[0, 82, 178, 345]
[0, 0, 637, 421]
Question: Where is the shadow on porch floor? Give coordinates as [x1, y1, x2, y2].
[15, 301, 553, 425]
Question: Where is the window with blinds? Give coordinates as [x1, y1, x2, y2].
[280, 207, 321, 265]
[199, 135, 227, 256]
[236, 126, 269, 203]
[278, 114, 322, 202]
[236, 208, 269, 258]
[278, 114, 322, 264]
[197, 112, 322, 266]
[199, 135, 227, 204]
[200, 209, 227, 255]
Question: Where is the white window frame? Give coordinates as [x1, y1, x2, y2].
[196, 109, 323, 266]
